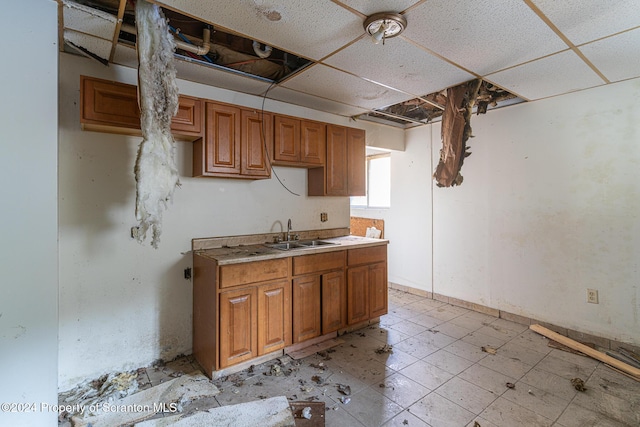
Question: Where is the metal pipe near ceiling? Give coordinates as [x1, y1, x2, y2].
[120, 23, 211, 56]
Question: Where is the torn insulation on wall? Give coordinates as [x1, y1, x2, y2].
[133, 0, 180, 248]
[433, 79, 482, 187]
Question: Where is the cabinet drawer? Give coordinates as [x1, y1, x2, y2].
[348, 245, 386, 266]
[219, 258, 289, 289]
[293, 251, 345, 276]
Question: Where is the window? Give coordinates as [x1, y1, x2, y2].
[350, 152, 390, 208]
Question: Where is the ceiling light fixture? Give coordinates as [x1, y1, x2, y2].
[363, 12, 407, 45]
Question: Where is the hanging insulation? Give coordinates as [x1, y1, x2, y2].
[134, 0, 180, 248]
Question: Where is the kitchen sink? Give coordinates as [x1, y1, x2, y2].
[266, 242, 305, 251]
[298, 240, 338, 247]
[265, 239, 338, 251]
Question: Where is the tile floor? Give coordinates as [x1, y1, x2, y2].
[61, 289, 640, 426]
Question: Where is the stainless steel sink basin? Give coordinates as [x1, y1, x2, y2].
[265, 239, 338, 251]
[298, 240, 338, 247]
[265, 242, 305, 251]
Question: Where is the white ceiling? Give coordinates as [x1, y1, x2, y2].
[61, 0, 640, 124]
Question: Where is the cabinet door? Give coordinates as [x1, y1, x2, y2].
[292, 275, 321, 343]
[203, 102, 241, 175]
[257, 280, 291, 355]
[347, 265, 369, 325]
[347, 127, 366, 196]
[325, 124, 348, 196]
[322, 270, 346, 334]
[81, 76, 140, 130]
[219, 287, 256, 368]
[300, 120, 325, 165]
[172, 95, 203, 138]
[274, 115, 300, 162]
[369, 262, 388, 318]
[241, 110, 271, 178]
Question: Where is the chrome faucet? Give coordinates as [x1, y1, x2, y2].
[286, 218, 299, 241]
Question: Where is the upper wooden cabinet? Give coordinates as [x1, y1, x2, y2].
[273, 115, 325, 167]
[308, 124, 365, 196]
[193, 102, 271, 179]
[80, 75, 203, 140]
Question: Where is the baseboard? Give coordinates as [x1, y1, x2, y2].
[388, 282, 640, 354]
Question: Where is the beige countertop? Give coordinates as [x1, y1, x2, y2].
[194, 233, 388, 265]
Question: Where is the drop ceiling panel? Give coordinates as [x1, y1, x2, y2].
[280, 64, 413, 110]
[531, 0, 640, 45]
[337, 0, 420, 16]
[487, 50, 605, 100]
[64, 30, 113, 60]
[580, 29, 640, 83]
[62, 0, 117, 41]
[113, 45, 275, 96]
[403, 0, 568, 76]
[324, 36, 474, 97]
[266, 86, 369, 117]
[156, 0, 363, 60]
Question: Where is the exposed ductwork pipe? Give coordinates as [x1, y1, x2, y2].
[120, 23, 211, 56]
[252, 41, 272, 58]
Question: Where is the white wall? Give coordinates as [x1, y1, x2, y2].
[433, 78, 640, 345]
[373, 78, 639, 346]
[58, 54, 401, 390]
[0, 1, 59, 425]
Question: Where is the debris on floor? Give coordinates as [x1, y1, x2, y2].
[59, 371, 140, 417]
[336, 384, 351, 396]
[72, 373, 219, 427]
[287, 338, 344, 360]
[135, 396, 295, 427]
[505, 382, 515, 389]
[481, 345, 497, 355]
[290, 401, 325, 426]
[375, 344, 394, 354]
[571, 377, 587, 392]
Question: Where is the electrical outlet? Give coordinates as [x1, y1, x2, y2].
[587, 289, 599, 304]
[320, 212, 328, 222]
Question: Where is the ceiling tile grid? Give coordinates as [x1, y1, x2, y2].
[531, 0, 640, 46]
[265, 86, 369, 117]
[579, 28, 640, 83]
[62, 0, 640, 125]
[281, 63, 414, 110]
[157, 0, 363, 61]
[402, 0, 568, 76]
[487, 49, 605, 100]
[323, 36, 474, 97]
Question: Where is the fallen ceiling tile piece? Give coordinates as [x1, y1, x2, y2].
[72, 373, 219, 427]
[134, 395, 295, 427]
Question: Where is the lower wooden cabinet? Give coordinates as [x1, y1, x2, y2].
[321, 270, 346, 334]
[257, 280, 291, 355]
[292, 275, 321, 343]
[219, 279, 292, 368]
[219, 287, 256, 368]
[347, 265, 370, 325]
[347, 246, 388, 325]
[194, 243, 386, 377]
